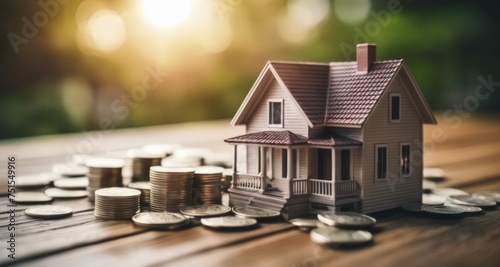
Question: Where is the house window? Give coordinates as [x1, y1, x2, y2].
[291, 149, 297, 179]
[257, 147, 262, 173]
[375, 145, 387, 179]
[401, 144, 411, 176]
[282, 149, 287, 178]
[390, 94, 400, 122]
[268, 100, 283, 126]
[340, 149, 351, 181]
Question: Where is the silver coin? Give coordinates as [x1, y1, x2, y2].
[317, 211, 376, 228]
[402, 202, 427, 213]
[52, 163, 88, 177]
[422, 193, 446, 206]
[180, 204, 231, 217]
[448, 195, 496, 207]
[44, 188, 88, 198]
[132, 212, 188, 228]
[444, 202, 482, 214]
[423, 167, 446, 180]
[232, 206, 281, 219]
[432, 188, 469, 197]
[85, 158, 125, 168]
[16, 174, 51, 188]
[422, 179, 436, 190]
[472, 191, 500, 203]
[424, 205, 465, 215]
[95, 187, 141, 197]
[25, 205, 73, 218]
[15, 192, 53, 203]
[54, 177, 89, 189]
[289, 218, 321, 231]
[310, 227, 372, 246]
[201, 216, 257, 229]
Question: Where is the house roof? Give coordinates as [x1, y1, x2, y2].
[225, 131, 361, 147]
[231, 60, 437, 127]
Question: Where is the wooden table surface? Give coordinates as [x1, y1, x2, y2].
[1, 116, 500, 267]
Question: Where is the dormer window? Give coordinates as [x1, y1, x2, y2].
[268, 100, 283, 126]
[390, 93, 400, 122]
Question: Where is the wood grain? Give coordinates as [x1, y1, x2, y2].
[1, 116, 499, 267]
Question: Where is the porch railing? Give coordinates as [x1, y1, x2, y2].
[309, 179, 333, 197]
[234, 174, 261, 191]
[335, 180, 357, 197]
[291, 179, 308, 195]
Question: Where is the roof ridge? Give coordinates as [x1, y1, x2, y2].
[323, 64, 333, 124]
[269, 61, 329, 66]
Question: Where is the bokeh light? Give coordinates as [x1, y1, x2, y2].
[77, 9, 126, 54]
[333, 0, 371, 25]
[278, 0, 330, 43]
[139, 0, 193, 29]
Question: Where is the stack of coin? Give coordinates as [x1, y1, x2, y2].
[161, 155, 203, 168]
[222, 168, 233, 192]
[193, 166, 224, 205]
[127, 149, 164, 182]
[142, 144, 181, 157]
[86, 158, 125, 201]
[94, 187, 141, 220]
[128, 181, 151, 205]
[149, 166, 195, 212]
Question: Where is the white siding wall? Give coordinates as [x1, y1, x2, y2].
[361, 76, 423, 213]
[247, 79, 309, 136]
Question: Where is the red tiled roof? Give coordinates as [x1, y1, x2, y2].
[269, 60, 403, 125]
[225, 131, 361, 147]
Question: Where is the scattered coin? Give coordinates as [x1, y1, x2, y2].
[132, 212, 188, 229]
[54, 177, 89, 190]
[232, 206, 281, 219]
[180, 204, 231, 217]
[444, 202, 482, 214]
[402, 202, 428, 213]
[432, 188, 469, 197]
[25, 205, 73, 219]
[15, 192, 53, 203]
[448, 195, 496, 208]
[17, 174, 51, 188]
[52, 163, 88, 177]
[201, 216, 258, 229]
[289, 218, 321, 231]
[45, 188, 88, 198]
[310, 227, 372, 246]
[424, 205, 465, 216]
[423, 167, 446, 181]
[422, 193, 446, 206]
[317, 211, 376, 228]
[472, 191, 500, 204]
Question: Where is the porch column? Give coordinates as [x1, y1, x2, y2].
[287, 148, 293, 198]
[259, 147, 266, 193]
[331, 148, 336, 199]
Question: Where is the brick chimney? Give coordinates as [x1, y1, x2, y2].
[356, 43, 376, 74]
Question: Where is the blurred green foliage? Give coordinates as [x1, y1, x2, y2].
[0, 0, 499, 140]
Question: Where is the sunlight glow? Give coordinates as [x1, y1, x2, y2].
[139, 0, 193, 29]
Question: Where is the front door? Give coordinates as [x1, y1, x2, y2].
[317, 149, 332, 180]
[340, 149, 350, 181]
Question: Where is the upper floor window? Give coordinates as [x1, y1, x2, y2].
[376, 145, 387, 179]
[390, 94, 400, 122]
[400, 144, 411, 176]
[268, 100, 283, 126]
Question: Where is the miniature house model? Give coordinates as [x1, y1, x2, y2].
[225, 44, 437, 219]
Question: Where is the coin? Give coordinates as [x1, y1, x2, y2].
[432, 188, 469, 197]
[52, 163, 88, 177]
[85, 158, 124, 202]
[422, 193, 446, 206]
[423, 167, 446, 181]
[472, 191, 500, 204]
[16, 174, 51, 188]
[45, 188, 88, 198]
[180, 204, 231, 217]
[444, 202, 482, 214]
[201, 216, 257, 229]
[402, 202, 427, 213]
[128, 182, 151, 205]
[15, 192, 53, 203]
[132, 212, 188, 229]
[317, 211, 376, 228]
[54, 177, 89, 189]
[289, 218, 321, 231]
[232, 206, 281, 219]
[142, 143, 181, 157]
[424, 205, 465, 216]
[25, 205, 73, 218]
[422, 179, 436, 192]
[310, 227, 372, 246]
[448, 195, 496, 207]
[94, 187, 141, 220]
